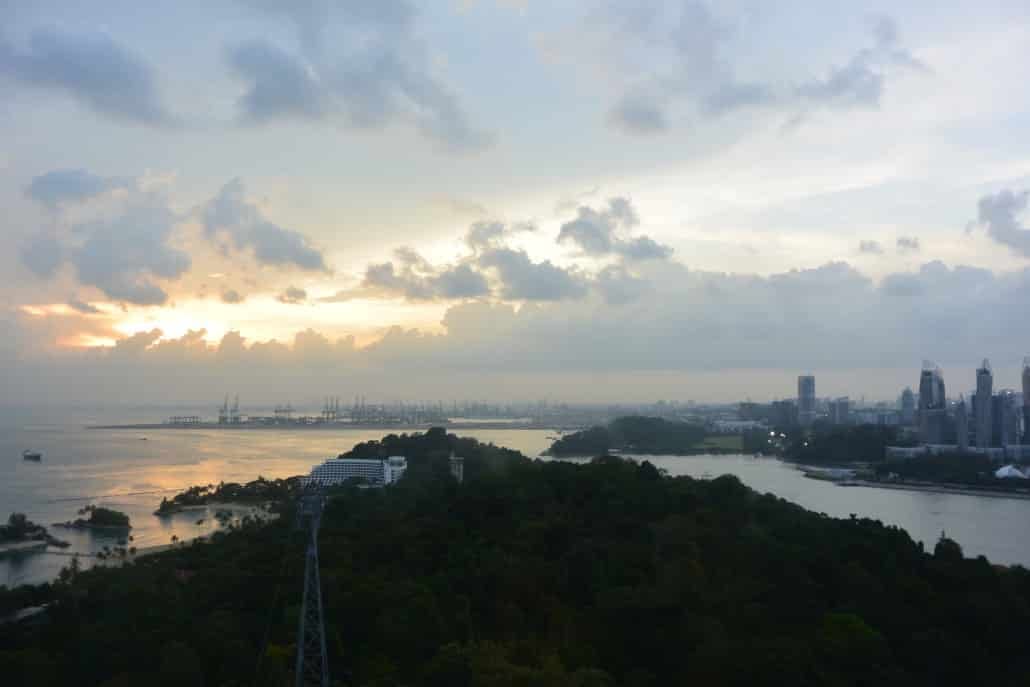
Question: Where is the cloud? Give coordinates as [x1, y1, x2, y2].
[20, 234, 64, 278]
[67, 299, 101, 314]
[202, 179, 328, 272]
[616, 236, 673, 260]
[0, 28, 174, 126]
[896, 236, 921, 254]
[26, 169, 129, 208]
[221, 289, 245, 304]
[227, 40, 329, 123]
[478, 248, 587, 301]
[557, 197, 671, 260]
[432, 264, 492, 299]
[572, 4, 924, 135]
[71, 202, 191, 305]
[326, 247, 490, 302]
[277, 286, 308, 304]
[858, 240, 885, 255]
[609, 96, 668, 134]
[19, 182, 189, 305]
[465, 220, 536, 252]
[228, 2, 492, 152]
[9, 259, 1030, 404]
[969, 189, 1030, 258]
[595, 265, 651, 305]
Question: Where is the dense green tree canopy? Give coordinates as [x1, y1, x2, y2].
[3, 430, 1030, 686]
[549, 416, 708, 455]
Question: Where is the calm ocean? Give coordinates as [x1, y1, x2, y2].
[3, 406, 1030, 586]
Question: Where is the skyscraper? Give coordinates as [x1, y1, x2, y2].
[975, 359, 993, 449]
[900, 387, 916, 426]
[955, 397, 969, 452]
[828, 397, 850, 425]
[918, 362, 947, 443]
[992, 391, 1020, 448]
[797, 375, 816, 427]
[1023, 357, 1030, 444]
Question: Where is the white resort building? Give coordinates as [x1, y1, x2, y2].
[304, 456, 408, 487]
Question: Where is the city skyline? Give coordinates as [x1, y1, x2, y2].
[4, 2, 1030, 404]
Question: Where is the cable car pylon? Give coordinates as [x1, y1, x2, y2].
[294, 485, 329, 687]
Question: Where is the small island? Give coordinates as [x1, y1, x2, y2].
[53, 505, 131, 531]
[0, 513, 69, 555]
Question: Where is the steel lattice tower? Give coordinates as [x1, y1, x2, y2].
[295, 487, 329, 687]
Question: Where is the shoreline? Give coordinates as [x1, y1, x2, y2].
[0, 540, 48, 557]
[840, 479, 1030, 501]
[154, 500, 274, 516]
[88, 421, 571, 431]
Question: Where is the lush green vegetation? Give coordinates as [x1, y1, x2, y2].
[783, 424, 911, 465]
[549, 416, 708, 455]
[156, 477, 302, 515]
[55, 505, 131, 530]
[0, 514, 68, 550]
[4, 430, 1030, 685]
[874, 454, 1030, 491]
[0, 514, 45, 543]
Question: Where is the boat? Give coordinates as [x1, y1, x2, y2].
[22, 450, 42, 462]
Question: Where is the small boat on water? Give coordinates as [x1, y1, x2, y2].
[22, 450, 42, 462]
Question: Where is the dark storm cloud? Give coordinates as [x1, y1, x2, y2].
[221, 289, 245, 304]
[970, 189, 1030, 258]
[202, 179, 328, 272]
[26, 169, 130, 208]
[0, 28, 174, 126]
[230, 0, 492, 152]
[859, 240, 885, 255]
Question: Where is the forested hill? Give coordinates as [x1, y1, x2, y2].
[3, 431, 1030, 685]
[548, 416, 710, 455]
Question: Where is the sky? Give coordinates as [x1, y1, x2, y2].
[3, 0, 1030, 406]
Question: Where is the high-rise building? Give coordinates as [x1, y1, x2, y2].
[1023, 357, 1030, 444]
[918, 362, 947, 443]
[828, 397, 850, 425]
[797, 375, 816, 427]
[992, 392, 1020, 448]
[975, 359, 993, 449]
[900, 387, 916, 426]
[770, 399, 798, 427]
[954, 397, 969, 452]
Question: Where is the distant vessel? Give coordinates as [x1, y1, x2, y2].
[22, 450, 42, 461]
